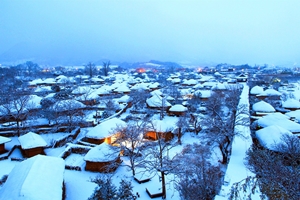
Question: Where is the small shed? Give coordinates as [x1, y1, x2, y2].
[86, 118, 126, 145]
[0, 155, 65, 200]
[18, 132, 47, 157]
[0, 136, 12, 154]
[167, 104, 188, 116]
[84, 143, 121, 172]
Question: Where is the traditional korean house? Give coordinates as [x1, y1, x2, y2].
[84, 143, 121, 172]
[167, 104, 188, 116]
[18, 132, 47, 157]
[85, 118, 126, 145]
[144, 119, 175, 141]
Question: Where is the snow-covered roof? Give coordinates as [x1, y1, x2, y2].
[256, 125, 295, 152]
[117, 95, 131, 103]
[150, 89, 163, 96]
[169, 104, 187, 112]
[146, 94, 171, 108]
[84, 143, 120, 162]
[169, 78, 181, 83]
[34, 86, 52, 93]
[285, 110, 300, 121]
[75, 91, 100, 101]
[182, 79, 197, 85]
[71, 86, 92, 94]
[114, 84, 131, 93]
[257, 88, 281, 97]
[27, 95, 43, 110]
[130, 82, 149, 90]
[149, 119, 177, 132]
[250, 85, 264, 95]
[194, 90, 211, 98]
[252, 101, 275, 112]
[51, 99, 86, 112]
[212, 83, 227, 90]
[256, 113, 300, 133]
[282, 98, 300, 109]
[148, 82, 160, 89]
[86, 118, 126, 139]
[0, 135, 11, 144]
[18, 132, 47, 149]
[0, 155, 65, 200]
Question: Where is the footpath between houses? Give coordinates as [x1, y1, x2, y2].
[215, 85, 261, 199]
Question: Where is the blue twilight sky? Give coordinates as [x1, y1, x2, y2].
[0, 0, 300, 66]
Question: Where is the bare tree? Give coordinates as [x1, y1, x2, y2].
[0, 91, 33, 136]
[113, 118, 149, 176]
[102, 61, 111, 76]
[203, 87, 248, 164]
[129, 89, 150, 113]
[176, 114, 189, 145]
[173, 143, 222, 200]
[85, 62, 97, 79]
[142, 123, 176, 199]
[50, 100, 85, 132]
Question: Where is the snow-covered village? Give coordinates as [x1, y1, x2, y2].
[0, 61, 299, 200]
[1, 1, 300, 200]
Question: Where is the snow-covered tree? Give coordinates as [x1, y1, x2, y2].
[117, 179, 135, 200]
[173, 143, 222, 200]
[88, 175, 118, 200]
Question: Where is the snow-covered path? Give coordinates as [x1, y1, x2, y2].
[216, 85, 259, 199]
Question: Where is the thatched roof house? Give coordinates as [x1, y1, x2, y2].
[18, 132, 47, 157]
[85, 118, 126, 144]
[84, 143, 121, 172]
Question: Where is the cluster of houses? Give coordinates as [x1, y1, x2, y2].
[0, 68, 250, 199]
[249, 83, 300, 153]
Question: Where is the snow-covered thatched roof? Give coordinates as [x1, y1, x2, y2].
[117, 95, 131, 103]
[252, 101, 275, 112]
[18, 132, 47, 149]
[27, 95, 43, 110]
[71, 86, 92, 95]
[114, 84, 131, 93]
[146, 94, 171, 108]
[149, 119, 177, 132]
[86, 118, 126, 139]
[0, 135, 11, 144]
[257, 88, 281, 97]
[169, 104, 187, 112]
[84, 143, 119, 162]
[51, 99, 86, 112]
[182, 79, 197, 85]
[256, 113, 300, 133]
[282, 98, 300, 109]
[250, 85, 264, 95]
[194, 90, 211, 98]
[285, 110, 300, 121]
[0, 155, 65, 200]
[256, 125, 296, 152]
